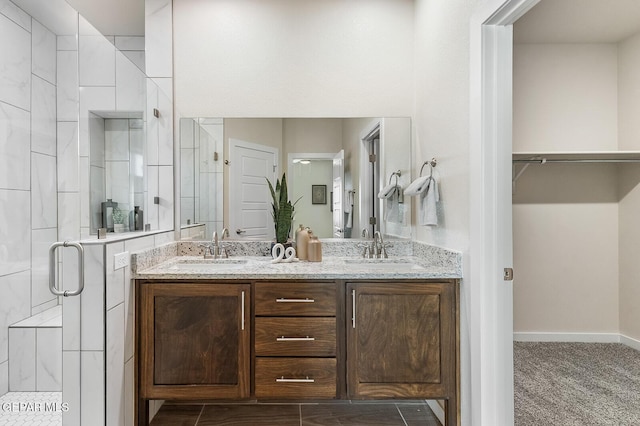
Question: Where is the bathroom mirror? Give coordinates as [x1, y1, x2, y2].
[179, 117, 412, 241]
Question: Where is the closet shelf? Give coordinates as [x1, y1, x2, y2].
[513, 151, 640, 163]
[512, 151, 640, 192]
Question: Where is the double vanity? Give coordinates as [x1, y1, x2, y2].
[132, 240, 462, 426]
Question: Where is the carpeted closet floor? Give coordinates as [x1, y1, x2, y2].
[514, 342, 640, 425]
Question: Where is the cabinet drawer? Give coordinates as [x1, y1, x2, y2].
[255, 317, 336, 356]
[255, 282, 336, 316]
[255, 357, 336, 399]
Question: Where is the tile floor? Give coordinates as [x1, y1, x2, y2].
[150, 401, 442, 426]
[0, 392, 62, 425]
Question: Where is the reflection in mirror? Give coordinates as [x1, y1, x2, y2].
[179, 118, 412, 241]
[180, 118, 223, 240]
[89, 112, 145, 234]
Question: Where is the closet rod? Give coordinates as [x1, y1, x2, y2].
[513, 159, 640, 164]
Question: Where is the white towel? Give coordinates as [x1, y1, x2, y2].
[378, 183, 397, 199]
[404, 176, 430, 196]
[385, 190, 402, 223]
[344, 191, 354, 229]
[419, 177, 439, 226]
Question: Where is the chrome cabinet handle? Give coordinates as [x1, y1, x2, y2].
[276, 298, 315, 303]
[351, 289, 356, 328]
[276, 336, 315, 342]
[235, 228, 246, 235]
[241, 290, 245, 331]
[276, 377, 315, 383]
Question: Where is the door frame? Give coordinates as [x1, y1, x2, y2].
[469, 0, 539, 424]
[359, 118, 382, 237]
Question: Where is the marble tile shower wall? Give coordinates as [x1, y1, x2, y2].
[1, 5, 174, 426]
[77, 15, 174, 239]
[0, 1, 60, 396]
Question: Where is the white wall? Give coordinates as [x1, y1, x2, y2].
[173, 0, 415, 118]
[617, 32, 640, 341]
[512, 43, 622, 335]
[512, 164, 620, 333]
[413, 0, 471, 251]
[513, 44, 618, 152]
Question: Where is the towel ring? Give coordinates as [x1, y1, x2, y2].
[419, 158, 437, 178]
[388, 170, 401, 186]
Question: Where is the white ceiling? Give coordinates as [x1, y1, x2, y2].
[65, 0, 144, 36]
[515, 0, 640, 44]
[12, 0, 77, 34]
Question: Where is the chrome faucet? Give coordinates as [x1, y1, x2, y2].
[373, 231, 389, 259]
[203, 230, 229, 259]
[219, 228, 230, 258]
[207, 231, 221, 259]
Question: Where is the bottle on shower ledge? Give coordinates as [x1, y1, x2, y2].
[130, 206, 144, 231]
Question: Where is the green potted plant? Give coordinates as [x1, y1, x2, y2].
[112, 207, 127, 233]
[266, 173, 300, 244]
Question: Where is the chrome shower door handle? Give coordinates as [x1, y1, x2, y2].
[49, 241, 85, 297]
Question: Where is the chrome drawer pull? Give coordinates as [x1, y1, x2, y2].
[276, 376, 315, 383]
[276, 336, 315, 342]
[276, 298, 315, 303]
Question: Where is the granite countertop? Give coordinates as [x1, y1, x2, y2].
[134, 255, 461, 280]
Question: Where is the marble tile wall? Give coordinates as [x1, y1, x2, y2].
[115, 36, 145, 73]
[1, 0, 175, 422]
[0, 2, 60, 396]
[8, 324, 62, 392]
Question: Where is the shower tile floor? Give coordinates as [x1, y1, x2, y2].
[0, 392, 62, 425]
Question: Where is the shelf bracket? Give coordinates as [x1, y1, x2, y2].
[512, 157, 546, 193]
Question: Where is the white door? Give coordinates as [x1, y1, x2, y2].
[229, 139, 278, 240]
[332, 150, 345, 238]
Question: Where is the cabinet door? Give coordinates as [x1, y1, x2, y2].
[139, 282, 250, 399]
[347, 282, 455, 398]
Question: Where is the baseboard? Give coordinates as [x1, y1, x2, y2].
[514, 332, 640, 350]
[513, 332, 621, 343]
[426, 400, 445, 425]
[620, 334, 640, 351]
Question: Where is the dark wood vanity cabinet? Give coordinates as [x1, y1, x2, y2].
[347, 281, 459, 424]
[138, 282, 251, 400]
[136, 278, 459, 425]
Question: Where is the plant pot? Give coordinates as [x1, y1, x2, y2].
[114, 224, 125, 233]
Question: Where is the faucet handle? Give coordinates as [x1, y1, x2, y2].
[380, 242, 393, 259]
[219, 243, 230, 258]
[356, 242, 370, 258]
[198, 243, 214, 258]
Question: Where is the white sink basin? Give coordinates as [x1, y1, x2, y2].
[168, 258, 248, 271]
